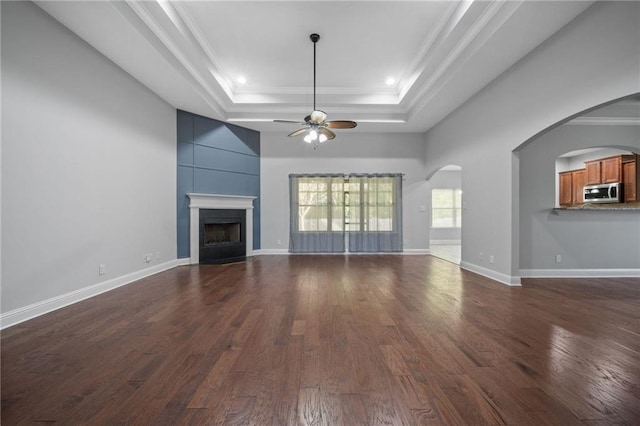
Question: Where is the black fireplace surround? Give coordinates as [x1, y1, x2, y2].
[199, 209, 246, 264]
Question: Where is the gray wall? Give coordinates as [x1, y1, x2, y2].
[424, 1, 640, 283]
[1, 2, 176, 313]
[260, 132, 429, 252]
[519, 124, 640, 271]
[177, 110, 260, 258]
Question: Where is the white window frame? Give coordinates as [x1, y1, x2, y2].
[431, 188, 462, 228]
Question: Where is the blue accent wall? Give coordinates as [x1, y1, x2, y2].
[177, 110, 260, 258]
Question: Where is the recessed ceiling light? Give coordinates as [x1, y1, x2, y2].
[237, 76, 247, 85]
[385, 77, 395, 86]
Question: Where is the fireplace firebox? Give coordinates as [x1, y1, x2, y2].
[204, 223, 241, 246]
[199, 209, 246, 264]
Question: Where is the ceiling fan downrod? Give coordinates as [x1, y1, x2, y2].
[310, 33, 319, 112]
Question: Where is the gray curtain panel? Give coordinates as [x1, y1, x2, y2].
[289, 174, 346, 253]
[347, 173, 403, 252]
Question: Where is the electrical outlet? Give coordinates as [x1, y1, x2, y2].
[479, 252, 484, 261]
[489, 255, 495, 264]
[144, 253, 152, 263]
[99, 264, 106, 276]
[555, 254, 562, 263]
[277, 239, 282, 245]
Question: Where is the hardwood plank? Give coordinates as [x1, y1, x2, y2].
[187, 348, 240, 408]
[297, 387, 323, 426]
[222, 396, 256, 425]
[339, 393, 367, 424]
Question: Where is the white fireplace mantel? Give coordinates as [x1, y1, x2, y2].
[187, 193, 256, 265]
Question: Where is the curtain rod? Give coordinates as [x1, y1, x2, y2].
[289, 173, 405, 178]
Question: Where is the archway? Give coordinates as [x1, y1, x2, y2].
[427, 164, 462, 264]
[515, 94, 639, 277]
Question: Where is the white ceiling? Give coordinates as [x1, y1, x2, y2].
[36, 0, 595, 134]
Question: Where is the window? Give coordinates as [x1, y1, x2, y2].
[289, 174, 403, 253]
[296, 177, 344, 232]
[296, 176, 396, 232]
[346, 176, 395, 232]
[431, 188, 462, 228]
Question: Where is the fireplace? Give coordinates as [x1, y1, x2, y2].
[188, 193, 256, 265]
[199, 209, 246, 264]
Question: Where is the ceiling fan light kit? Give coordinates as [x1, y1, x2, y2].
[274, 33, 357, 148]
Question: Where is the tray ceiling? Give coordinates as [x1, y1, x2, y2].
[36, 1, 594, 133]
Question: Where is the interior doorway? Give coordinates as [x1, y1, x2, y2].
[428, 165, 462, 264]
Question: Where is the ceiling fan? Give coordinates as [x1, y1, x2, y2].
[274, 33, 357, 145]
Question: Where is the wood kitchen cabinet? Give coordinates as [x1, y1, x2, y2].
[571, 169, 586, 204]
[623, 156, 639, 202]
[559, 169, 585, 206]
[585, 155, 634, 185]
[585, 160, 601, 185]
[559, 171, 573, 206]
[602, 156, 623, 183]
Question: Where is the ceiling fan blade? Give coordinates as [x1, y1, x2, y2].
[326, 120, 357, 129]
[309, 110, 328, 124]
[319, 127, 336, 140]
[274, 119, 305, 125]
[288, 128, 309, 138]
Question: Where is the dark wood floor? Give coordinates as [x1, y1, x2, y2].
[2, 255, 640, 425]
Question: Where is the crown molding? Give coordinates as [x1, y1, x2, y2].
[234, 85, 399, 97]
[398, 1, 459, 100]
[405, 0, 519, 116]
[170, 1, 235, 98]
[566, 117, 640, 126]
[123, 0, 229, 118]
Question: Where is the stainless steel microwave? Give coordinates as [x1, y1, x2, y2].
[583, 182, 622, 204]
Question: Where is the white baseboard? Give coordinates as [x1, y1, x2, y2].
[520, 269, 640, 278]
[403, 249, 431, 255]
[460, 261, 522, 286]
[253, 249, 289, 255]
[175, 258, 191, 266]
[255, 249, 430, 255]
[430, 240, 461, 245]
[0, 259, 182, 330]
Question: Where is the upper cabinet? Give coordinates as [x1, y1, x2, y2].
[585, 160, 601, 185]
[601, 156, 623, 183]
[585, 155, 635, 185]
